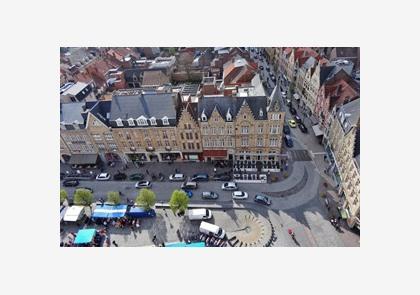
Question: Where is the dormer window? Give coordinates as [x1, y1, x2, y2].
[137, 116, 148, 126]
[150, 117, 157, 125]
[162, 116, 169, 125]
[259, 108, 264, 117]
[226, 108, 232, 121]
[201, 110, 207, 122]
[116, 118, 123, 127]
[127, 118, 135, 126]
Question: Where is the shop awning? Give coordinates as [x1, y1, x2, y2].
[202, 150, 227, 157]
[312, 124, 324, 137]
[68, 154, 99, 165]
[74, 229, 96, 244]
[92, 204, 127, 219]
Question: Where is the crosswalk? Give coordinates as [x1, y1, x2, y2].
[289, 149, 312, 161]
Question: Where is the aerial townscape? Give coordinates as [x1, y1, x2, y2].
[59, 47, 360, 247]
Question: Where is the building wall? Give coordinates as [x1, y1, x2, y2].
[327, 113, 360, 227]
[176, 107, 202, 160]
[199, 108, 235, 160]
[112, 126, 179, 162]
[60, 128, 97, 155]
[234, 103, 284, 162]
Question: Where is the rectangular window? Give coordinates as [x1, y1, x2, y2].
[172, 140, 177, 146]
[196, 143, 200, 149]
[241, 137, 249, 147]
[241, 126, 249, 134]
[183, 143, 186, 149]
[165, 140, 170, 147]
[180, 133, 184, 140]
[163, 131, 168, 139]
[195, 133, 199, 140]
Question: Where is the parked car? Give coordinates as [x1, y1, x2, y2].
[298, 123, 308, 133]
[281, 91, 287, 97]
[254, 194, 272, 206]
[169, 173, 186, 181]
[213, 174, 232, 181]
[232, 191, 248, 200]
[202, 191, 219, 200]
[288, 119, 297, 128]
[96, 173, 111, 181]
[78, 187, 93, 193]
[284, 135, 294, 148]
[181, 181, 198, 190]
[222, 182, 238, 191]
[286, 99, 292, 107]
[191, 173, 209, 182]
[63, 179, 79, 187]
[283, 125, 291, 135]
[135, 180, 152, 189]
[182, 189, 193, 198]
[289, 107, 297, 115]
[129, 173, 144, 181]
[294, 115, 302, 123]
[113, 172, 127, 181]
[188, 208, 212, 220]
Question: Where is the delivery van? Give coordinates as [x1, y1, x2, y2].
[199, 221, 226, 239]
[188, 208, 212, 220]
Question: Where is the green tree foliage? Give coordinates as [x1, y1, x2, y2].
[107, 191, 121, 205]
[135, 189, 156, 210]
[60, 189, 68, 204]
[169, 190, 189, 215]
[74, 188, 94, 206]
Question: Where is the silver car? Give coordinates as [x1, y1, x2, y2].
[222, 182, 238, 191]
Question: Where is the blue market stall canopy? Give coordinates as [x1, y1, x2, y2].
[74, 229, 96, 244]
[92, 204, 127, 219]
[165, 242, 206, 247]
[127, 207, 156, 218]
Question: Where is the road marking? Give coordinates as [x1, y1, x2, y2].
[312, 152, 327, 155]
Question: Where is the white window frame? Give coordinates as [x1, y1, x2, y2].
[150, 117, 157, 126]
[127, 118, 135, 126]
[162, 116, 169, 125]
[137, 116, 148, 126]
[116, 118, 123, 127]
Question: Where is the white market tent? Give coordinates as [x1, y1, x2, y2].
[63, 206, 85, 222]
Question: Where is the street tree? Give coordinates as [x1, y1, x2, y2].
[169, 190, 189, 216]
[136, 189, 156, 210]
[107, 191, 121, 205]
[74, 188, 94, 206]
[60, 189, 67, 205]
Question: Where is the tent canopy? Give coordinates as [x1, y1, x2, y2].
[92, 204, 127, 219]
[63, 206, 85, 222]
[74, 229, 96, 244]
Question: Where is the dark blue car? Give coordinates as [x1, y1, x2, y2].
[191, 173, 209, 182]
[284, 135, 293, 148]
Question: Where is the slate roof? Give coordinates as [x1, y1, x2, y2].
[110, 92, 177, 127]
[198, 96, 267, 121]
[87, 100, 112, 125]
[60, 102, 85, 124]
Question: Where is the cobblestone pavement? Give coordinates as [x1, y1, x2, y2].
[60, 208, 273, 247]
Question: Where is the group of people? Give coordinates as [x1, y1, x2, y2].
[102, 217, 140, 230]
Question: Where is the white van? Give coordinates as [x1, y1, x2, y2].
[188, 208, 212, 220]
[199, 221, 226, 239]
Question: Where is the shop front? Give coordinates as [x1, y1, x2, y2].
[182, 153, 202, 161]
[161, 152, 182, 162]
[203, 150, 228, 162]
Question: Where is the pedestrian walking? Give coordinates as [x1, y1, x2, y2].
[214, 167, 217, 173]
[152, 235, 157, 243]
[146, 169, 149, 175]
[112, 240, 119, 247]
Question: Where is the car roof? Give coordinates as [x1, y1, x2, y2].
[233, 191, 244, 195]
[174, 173, 184, 177]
